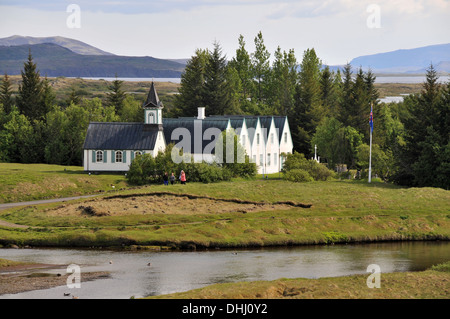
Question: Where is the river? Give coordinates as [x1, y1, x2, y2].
[0, 241, 448, 299]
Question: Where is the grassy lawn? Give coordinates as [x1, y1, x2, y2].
[148, 261, 450, 299]
[0, 163, 448, 248]
[0, 163, 129, 203]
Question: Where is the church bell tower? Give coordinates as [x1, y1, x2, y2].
[143, 82, 163, 127]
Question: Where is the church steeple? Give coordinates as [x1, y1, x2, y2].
[143, 81, 163, 109]
[143, 82, 163, 125]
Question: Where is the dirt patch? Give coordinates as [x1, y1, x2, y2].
[0, 270, 110, 296]
[45, 193, 311, 217]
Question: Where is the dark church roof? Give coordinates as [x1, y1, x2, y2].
[83, 122, 160, 150]
[162, 117, 230, 153]
[143, 82, 163, 109]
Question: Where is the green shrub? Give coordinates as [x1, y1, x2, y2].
[284, 169, 314, 183]
[126, 144, 237, 185]
[282, 152, 335, 182]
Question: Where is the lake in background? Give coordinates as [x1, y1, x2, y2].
[76, 76, 449, 85]
[1, 241, 448, 299]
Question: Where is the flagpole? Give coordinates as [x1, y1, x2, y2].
[368, 103, 373, 183]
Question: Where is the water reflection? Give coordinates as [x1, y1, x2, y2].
[0, 241, 448, 299]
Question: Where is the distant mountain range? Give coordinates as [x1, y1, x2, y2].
[347, 43, 450, 74]
[0, 35, 114, 56]
[0, 35, 448, 77]
[0, 36, 184, 78]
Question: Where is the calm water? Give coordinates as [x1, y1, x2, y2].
[0, 241, 449, 299]
[75, 76, 449, 84]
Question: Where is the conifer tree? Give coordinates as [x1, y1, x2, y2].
[251, 31, 271, 109]
[106, 75, 126, 115]
[203, 42, 231, 115]
[174, 49, 209, 117]
[0, 73, 14, 114]
[17, 50, 44, 121]
[229, 35, 254, 103]
[292, 48, 322, 155]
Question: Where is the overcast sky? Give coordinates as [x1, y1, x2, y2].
[0, 0, 449, 65]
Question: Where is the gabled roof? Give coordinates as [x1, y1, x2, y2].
[163, 117, 230, 153]
[83, 122, 159, 150]
[273, 116, 287, 142]
[143, 82, 163, 109]
[258, 116, 273, 142]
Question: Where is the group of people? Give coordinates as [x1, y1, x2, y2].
[163, 170, 186, 186]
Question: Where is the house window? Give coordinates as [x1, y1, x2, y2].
[115, 151, 123, 163]
[257, 133, 260, 145]
[96, 151, 103, 163]
[267, 153, 271, 166]
[271, 133, 274, 144]
[274, 153, 277, 167]
[284, 132, 287, 143]
[259, 154, 263, 166]
[253, 155, 256, 163]
[242, 135, 246, 147]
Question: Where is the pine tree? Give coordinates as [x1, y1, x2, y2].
[17, 50, 44, 121]
[106, 75, 126, 115]
[251, 31, 271, 108]
[320, 66, 339, 117]
[40, 76, 55, 116]
[292, 48, 322, 155]
[229, 35, 254, 103]
[66, 87, 81, 106]
[270, 47, 298, 116]
[203, 42, 231, 115]
[398, 64, 448, 188]
[174, 49, 209, 117]
[0, 73, 14, 114]
[339, 63, 353, 127]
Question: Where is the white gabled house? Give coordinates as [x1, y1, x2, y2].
[83, 82, 294, 174]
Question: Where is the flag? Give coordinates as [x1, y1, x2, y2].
[369, 105, 374, 133]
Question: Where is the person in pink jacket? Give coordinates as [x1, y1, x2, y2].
[180, 170, 186, 185]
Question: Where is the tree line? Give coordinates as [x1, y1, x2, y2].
[172, 32, 448, 189]
[0, 51, 143, 166]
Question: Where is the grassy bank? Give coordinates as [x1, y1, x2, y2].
[147, 261, 450, 299]
[0, 171, 449, 248]
[0, 163, 130, 203]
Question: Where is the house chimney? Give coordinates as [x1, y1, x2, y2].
[197, 107, 205, 120]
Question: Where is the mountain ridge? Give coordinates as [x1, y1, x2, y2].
[0, 35, 114, 56]
[0, 43, 184, 78]
[348, 43, 450, 73]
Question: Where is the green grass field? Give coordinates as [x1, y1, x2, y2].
[148, 261, 450, 299]
[0, 163, 449, 248]
[0, 163, 129, 203]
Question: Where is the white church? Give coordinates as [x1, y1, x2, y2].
[83, 82, 294, 174]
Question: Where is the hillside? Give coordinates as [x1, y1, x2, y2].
[349, 43, 450, 73]
[0, 43, 185, 78]
[0, 35, 114, 56]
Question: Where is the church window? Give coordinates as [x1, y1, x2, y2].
[115, 151, 123, 163]
[96, 151, 103, 163]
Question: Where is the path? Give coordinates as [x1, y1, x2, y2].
[0, 195, 98, 228]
